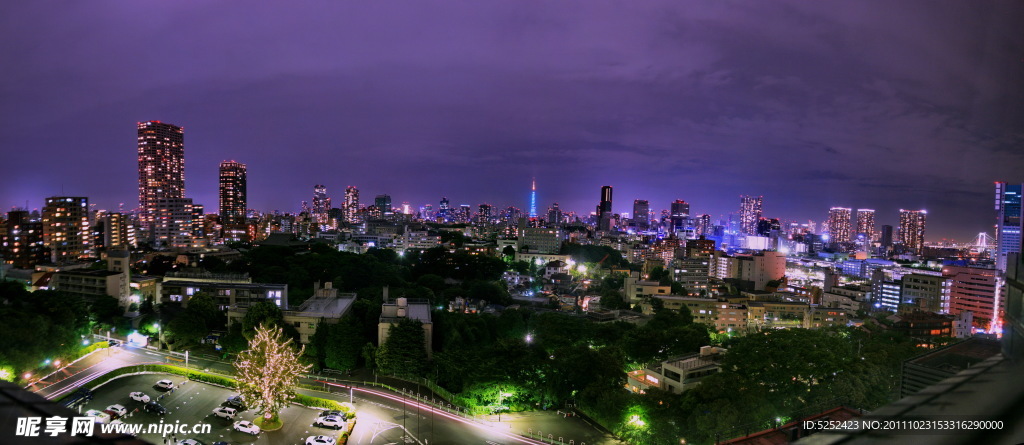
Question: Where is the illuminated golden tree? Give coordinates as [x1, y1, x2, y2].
[234, 323, 311, 424]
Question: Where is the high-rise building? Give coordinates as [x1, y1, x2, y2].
[374, 194, 393, 217]
[899, 209, 927, 255]
[695, 214, 712, 237]
[2, 210, 46, 268]
[476, 204, 493, 224]
[219, 161, 247, 226]
[312, 185, 330, 226]
[827, 207, 852, 244]
[439, 197, 451, 221]
[670, 200, 690, 233]
[633, 200, 650, 230]
[995, 182, 1023, 272]
[880, 225, 894, 248]
[43, 196, 90, 263]
[856, 209, 876, 241]
[944, 265, 999, 331]
[137, 121, 185, 233]
[100, 212, 135, 249]
[738, 195, 763, 235]
[597, 186, 613, 231]
[546, 203, 562, 227]
[343, 186, 359, 223]
[153, 198, 203, 248]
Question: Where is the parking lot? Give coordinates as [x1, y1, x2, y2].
[82, 374, 346, 445]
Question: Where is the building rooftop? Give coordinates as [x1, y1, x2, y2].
[380, 298, 432, 323]
[287, 293, 355, 318]
[906, 337, 1002, 372]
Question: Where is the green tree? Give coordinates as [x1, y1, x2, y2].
[234, 323, 312, 424]
[376, 318, 427, 377]
[325, 317, 364, 371]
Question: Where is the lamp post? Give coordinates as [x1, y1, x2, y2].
[498, 392, 512, 422]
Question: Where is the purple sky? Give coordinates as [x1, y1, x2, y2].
[2, 1, 1022, 241]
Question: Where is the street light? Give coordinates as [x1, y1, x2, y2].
[498, 392, 512, 422]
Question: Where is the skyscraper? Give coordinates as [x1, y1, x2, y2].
[856, 209, 876, 241]
[827, 207, 852, 243]
[312, 185, 330, 225]
[670, 200, 690, 233]
[880, 224, 894, 248]
[375, 194, 393, 217]
[695, 214, 712, 237]
[597, 186, 613, 231]
[43, 196, 90, 263]
[343, 186, 359, 223]
[218, 161, 247, 226]
[547, 203, 562, 227]
[899, 209, 927, 255]
[3, 210, 46, 268]
[738, 195, 763, 235]
[633, 200, 650, 230]
[477, 203, 493, 224]
[995, 182, 1023, 272]
[439, 197, 451, 221]
[137, 121, 185, 233]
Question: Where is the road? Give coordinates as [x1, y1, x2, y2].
[30, 340, 619, 445]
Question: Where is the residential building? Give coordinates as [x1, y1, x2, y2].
[944, 265, 999, 330]
[827, 207, 852, 244]
[626, 346, 726, 395]
[379, 297, 433, 357]
[343, 186, 359, 223]
[856, 208, 876, 242]
[738, 195, 763, 235]
[42, 196, 90, 263]
[517, 227, 563, 254]
[2, 210, 47, 268]
[138, 121, 185, 234]
[899, 209, 927, 255]
[901, 273, 951, 313]
[153, 198, 203, 249]
[162, 272, 287, 308]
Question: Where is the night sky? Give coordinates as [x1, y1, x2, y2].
[2, 1, 1022, 241]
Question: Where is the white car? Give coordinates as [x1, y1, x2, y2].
[176, 440, 202, 445]
[212, 406, 237, 419]
[154, 379, 175, 391]
[129, 391, 151, 403]
[233, 420, 260, 435]
[84, 409, 111, 424]
[105, 404, 128, 418]
[313, 415, 345, 429]
[306, 435, 337, 445]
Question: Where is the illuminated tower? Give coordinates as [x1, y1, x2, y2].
[827, 207, 852, 243]
[856, 209, 876, 241]
[312, 185, 330, 225]
[343, 186, 359, 223]
[899, 209, 927, 255]
[529, 178, 538, 219]
[137, 121, 184, 233]
[738, 195, 763, 235]
[995, 182, 1023, 272]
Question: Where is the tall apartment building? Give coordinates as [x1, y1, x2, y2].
[343, 186, 359, 223]
[856, 209, 876, 241]
[899, 209, 927, 255]
[944, 265, 999, 331]
[738, 195, 763, 235]
[42, 196, 90, 263]
[138, 121, 185, 234]
[827, 207, 852, 243]
[1, 210, 46, 268]
[312, 185, 330, 226]
[153, 198, 203, 249]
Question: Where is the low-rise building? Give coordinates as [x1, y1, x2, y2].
[379, 296, 433, 357]
[626, 346, 726, 394]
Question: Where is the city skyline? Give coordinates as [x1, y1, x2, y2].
[2, 2, 1023, 241]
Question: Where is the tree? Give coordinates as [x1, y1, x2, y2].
[376, 318, 427, 377]
[325, 317, 364, 371]
[234, 323, 312, 424]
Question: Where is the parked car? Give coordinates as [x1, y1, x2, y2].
[105, 404, 127, 418]
[108, 340, 120, 347]
[84, 410, 111, 424]
[154, 379, 175, 391]
[305, 435, 337, 445]
[313, 415, 346, 429]
[176, 440, 204, 445]
[320, 410, 343, 418]
[212, 407, 237, 419]
[144, 402, 168, 415]
[225, 395, 246, 410]
[129, 391, 151, 403]
[232, 420, 260, 435]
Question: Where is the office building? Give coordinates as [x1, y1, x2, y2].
[137, 121, 185, 233]
[995, 182, 1023, 272]
[899, 209, 928, 255]
[856, 209, 876, 241]
[596, 186, 613, 231]
[633, 200, 650, 230]
[42, 196, 90, 263]
[944, 265, 999, 331]
[670, 200, 690, 233]
[695, 214, 712, 237]
[880, 224, 894, 248]
[546, 203, 561, 227]
[827, 207, 852, 244]
[477, 203, 493, 225]
[343, 186, 359, 223]
[901, 273, 951, 313]
[738, 195, 763, 235]
[517, 227, 563, 254]
[312, 185, 330, 226]
[374, 194, 393, 218]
